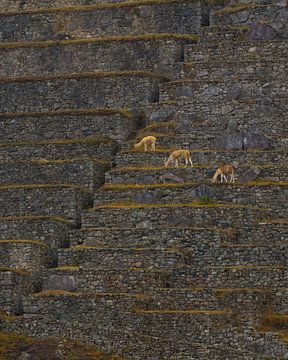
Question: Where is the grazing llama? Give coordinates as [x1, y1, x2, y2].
[212, 165, 236, 183]
[134, 136, 156, 152]
[164, 150, 193, 168]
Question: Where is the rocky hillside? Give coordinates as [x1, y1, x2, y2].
[0, 0, 288, 359]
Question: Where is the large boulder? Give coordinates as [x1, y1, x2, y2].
[245, 22, 278, 41]
[43, 275, 76, 292]
[238, 167, 261, 183]
[243, 132, 272, 150]
[213, 132, 243, 150]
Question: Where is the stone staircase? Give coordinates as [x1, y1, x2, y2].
[1, 0, 288, 359]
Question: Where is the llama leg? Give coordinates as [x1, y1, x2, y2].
[144, 143, 147, 152]
[189, 157, 193, 167]
[175, 159, 179, 168]
[223, 174, 228, 183]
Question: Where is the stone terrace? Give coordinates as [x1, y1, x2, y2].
[1, 1, 288, 359]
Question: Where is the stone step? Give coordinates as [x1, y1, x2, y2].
[70, 222, 288, 248]
[169, 265, 288, 289]
[145, 98, 288, 137]
[210, 3, 287, 39]
[115, 149, 288, 168]
[0, 185, 85, 226]
[42, 267, 169, 293]
[0, 216, 69, 248]
[184, 40, 288, 63]
[159, 78, 288, 103]
[105, 164, 288, 185]
[82, 203, 266, 228]
[0, 240, 56, 271]
[69, 227, 221, 248]
[57, 247, 191, 269]
[57, 244, 288, 269]
[183, 59, 287, 81]
[0, 0, 205, 42]
[0, 159, 106, 192]
[93, 182, 288, 216]
[0, 108, 138, 145]
[0, 137, 118, 162]
[0, 71, 167, 113]
[0, 35, 195, 79]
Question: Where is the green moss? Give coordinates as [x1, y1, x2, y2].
[0, 33, 198, 50]
[0, 70, 170, 84]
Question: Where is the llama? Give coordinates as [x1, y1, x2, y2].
[134, 136, 156, 152]
[212, 165, 236, 183]
[164, 150, 193, 168]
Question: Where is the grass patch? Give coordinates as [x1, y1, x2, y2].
[215, 288, 267, 296]
[0, 158, 108, 167]
[0, 0, 199, 16]
[0, 332, 124, 360]
[261, 312, 288, 331]
[0, 267, 30, 275]
[0, 70, 170, 84]
[0, 215, 71, 224]
[0, 183, 87, 191]
[93, 200, 262, 210]
[0, 33, 198, 50]
[215, 3, 262, 16]
[0, 240, 48, 247]
[133, 309, 230, 315]
[110, 164, 208, 172]
[35, 290, 80, 297]
[100, 180, 288, 191]
[224, 265, 288, 270]
[0, 108, 132, 120]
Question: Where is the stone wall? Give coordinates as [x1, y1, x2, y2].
[0, 74, 165, 113]
[0, 1, 205, 42]
[0, 186, 84, 226]
[82, 205, 266, 228]
[0, 241, 55, 271]
[0, 110, 136, 145]
[0, 37, 190, 79]
[115, 149, 288, 168]
[0, 217, 69, 248]
[105, 165, 288, 184]
[0, 138, 118, 162]
[210, 3, 288, 39]
[184, 40, 288, 62]
[93, 183, 288, 216]
[0, 160, 105, 192]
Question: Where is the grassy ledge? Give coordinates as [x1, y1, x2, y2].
[0, 70, 170, 84]
[133, 309, 230, 315]
[0, 0, 198, 16]
[0, 183, 87, 191]
[0, 136, 114, 148]
[34, 290, 80, 297]
[0, 33, 198, 50]
[0, 267, 30, 276]
[0, 240, 48, 247]
[0, 108, 132, 120]
[0, 215, 71, 224]
[215, 3, 265, 16]
[215, 288, 267, 296]
[0, 158, 108, 166]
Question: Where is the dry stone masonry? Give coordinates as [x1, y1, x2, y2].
[1, 0, 288, 359]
